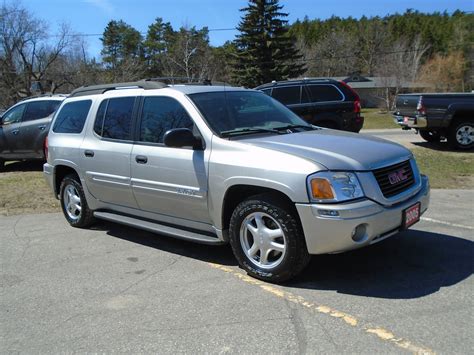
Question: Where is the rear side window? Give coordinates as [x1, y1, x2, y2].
[93, 97, 135, 140]
[52, 100, 92, 134]
[307, 85, 343, 102]
[139, 97, 194, 144]
[271, 86, 301, 105]
[23, 100, 61, 121]
[261, 89, 272, 96]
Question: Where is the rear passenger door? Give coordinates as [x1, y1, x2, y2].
[80, 96, 139, 209]
[130, 95, 210, 224]
[271, 86, 307, 117]
[304, 84, 350, 127]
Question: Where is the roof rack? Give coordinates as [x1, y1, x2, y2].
[18, 93, 68, 102]
[145, 77, 231, 86]
[69, 80, 167, 97]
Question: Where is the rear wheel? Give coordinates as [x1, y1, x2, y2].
[448, 119, 473, 150]
[419, 129, 441, 143]
[229, 194, 311, 283]
[59, 174, 95, 228]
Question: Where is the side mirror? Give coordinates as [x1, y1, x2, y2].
[163, 128, 203, 150]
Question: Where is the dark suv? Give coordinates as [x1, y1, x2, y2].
[255, 79, 364, 132]
[0, 95, 65, 167]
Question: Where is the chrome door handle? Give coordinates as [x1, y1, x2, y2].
[38, 125, 46, 130]
[12, 129, 19, 135]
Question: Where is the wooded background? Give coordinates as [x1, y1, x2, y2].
[1, 0, 472, 109]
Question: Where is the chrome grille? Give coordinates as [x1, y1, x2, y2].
[373, 160, 415, 198]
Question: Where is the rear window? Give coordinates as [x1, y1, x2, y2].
[306, 85, 343, 102]
[24, 100, 61, 121]
[271, 86, 301, 105]
[52, 100, 92, 134]
[93, 97, 136, 140]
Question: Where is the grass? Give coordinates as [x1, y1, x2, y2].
[0, 162, 59, 216]
[412, 148, 474, 189]
[0, 147, 473, 216]
[361, 108, 399, 130]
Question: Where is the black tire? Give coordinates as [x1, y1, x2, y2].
[448, 119, 473, 150]
[229, 194, 311, 283]
[419, 129, 441, 143]
[59, 174, 95, 228]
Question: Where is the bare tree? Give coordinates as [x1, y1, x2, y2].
[374, 35, 430, 110]
[300, 30, 359, 77]
[0, 2, 77, 107]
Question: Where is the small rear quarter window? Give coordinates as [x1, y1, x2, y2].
[52, 100, 92, 134]
[307, 85, 343, 102]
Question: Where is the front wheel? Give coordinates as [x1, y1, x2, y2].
[419, 129, 441, 143]
[59, 174, 95, 228]
[448, 119, 473, 150]
[229, 195, 311, 283]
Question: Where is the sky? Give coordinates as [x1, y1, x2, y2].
[22, 0, 474, 59]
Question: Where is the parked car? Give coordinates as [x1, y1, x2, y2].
[44, 80, 429, 282]
[0, 95, 66, 167]
[255, 79, 364, 132]
[393, 93, 474, 150]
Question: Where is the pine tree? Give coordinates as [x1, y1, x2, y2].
[101, 20, 143, 70]
[232, 0, 305, 87]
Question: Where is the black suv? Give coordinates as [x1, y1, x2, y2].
[255, 79, 364, 132]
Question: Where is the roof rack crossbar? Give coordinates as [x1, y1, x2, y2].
[69, 80, 167, 97]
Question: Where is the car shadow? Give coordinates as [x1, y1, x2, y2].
[94, 221, 472, 299]
[287, 229, 473, 299]
[412, 141, 473, 153]
[1, 160, 44, 172]
[92, 220, 238, 267]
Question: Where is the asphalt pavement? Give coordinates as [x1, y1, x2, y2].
[1, 189, 473, 353]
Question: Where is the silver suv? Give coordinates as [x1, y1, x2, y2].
[44, 81, 430, 282]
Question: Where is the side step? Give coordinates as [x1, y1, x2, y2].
[93, 211, 225, 245]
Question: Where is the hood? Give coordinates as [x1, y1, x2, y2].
[243, 129, 412, 171]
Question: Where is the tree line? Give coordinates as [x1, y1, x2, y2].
[1, 0, 472, 109]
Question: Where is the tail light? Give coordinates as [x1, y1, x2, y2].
[339, 81, 361, 113]
[354, 100, 361, 113]
[416, 97, 426, 115]
[44, 136, 48, 160]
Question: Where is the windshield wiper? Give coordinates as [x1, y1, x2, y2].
[221, 127, 285, 137]
[273, 124, 315, 132]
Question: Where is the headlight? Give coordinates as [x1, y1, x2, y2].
[307, 171, 364, 203]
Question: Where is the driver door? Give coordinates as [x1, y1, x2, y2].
[0, 103, 26, 159]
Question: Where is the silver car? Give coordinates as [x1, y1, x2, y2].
[44, 81, 430, 282]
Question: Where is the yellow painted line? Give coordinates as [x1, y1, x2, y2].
[208, 263, 435, 355]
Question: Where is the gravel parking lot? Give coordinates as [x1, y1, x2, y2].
[1, 189, 473, 353]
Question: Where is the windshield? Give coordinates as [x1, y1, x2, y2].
[188, 91, 312, 136]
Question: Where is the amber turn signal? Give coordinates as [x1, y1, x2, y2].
[310, 178, 334, 199]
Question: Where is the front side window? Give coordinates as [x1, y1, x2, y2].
[189, 91, 310, 135]
[139, 96, 194, 144]
[93, 97, 135, 140]
[271, 86, 301, 105]
[23, 100, 61, 122]
[2, 104, 26, 124]
[53, 100, 92, 134]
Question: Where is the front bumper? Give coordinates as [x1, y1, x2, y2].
[296, 175, 430, 255]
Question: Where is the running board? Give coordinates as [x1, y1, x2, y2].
[93, 211, 225, 245]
